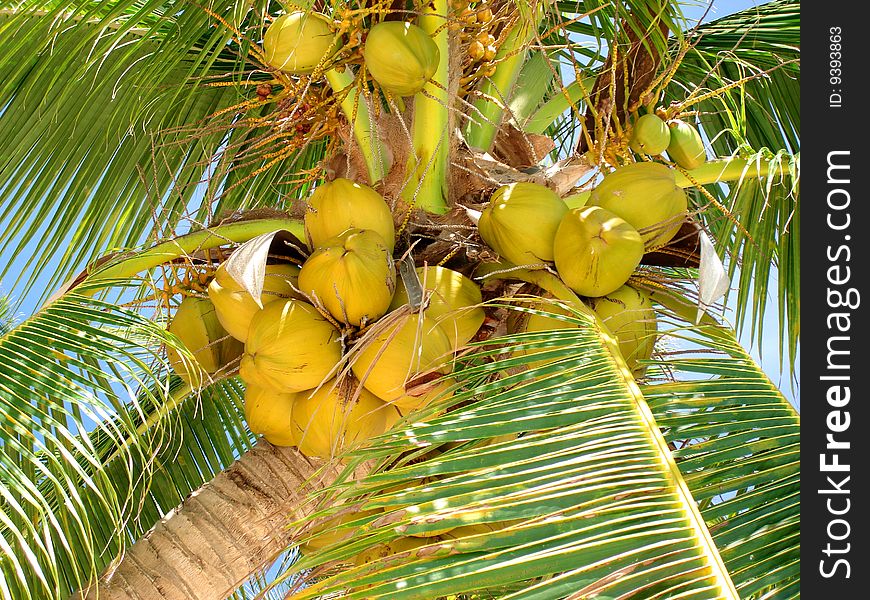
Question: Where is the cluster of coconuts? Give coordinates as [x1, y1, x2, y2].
[629, 112, 708, 170]
[166, 178, 485, 460]
[263, 11, 440, 97]
[477, 160, 694, 375]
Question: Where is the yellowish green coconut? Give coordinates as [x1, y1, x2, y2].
[478, 182, 568, 266]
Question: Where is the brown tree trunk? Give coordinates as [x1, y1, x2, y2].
[72, 440, 342, 600]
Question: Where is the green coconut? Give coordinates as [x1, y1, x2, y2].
[263, 12, 338, 74]
[478, 182, 568, 266]
[553, 206, 644, 297]
[588, 285, 657, 376]
[587, 161, 688, 248]
[666, 119, 707, 170]
[364, 21, 440, 96]
[629, 113, 671, 155]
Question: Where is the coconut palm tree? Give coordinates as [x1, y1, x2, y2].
[0, 1, 799, 599]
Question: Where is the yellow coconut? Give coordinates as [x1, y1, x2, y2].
[353, 536, 430, 566]
[351, 314, 453, 403]
[588, 284, 657, 376]
[478, 182, 568, 266]
[208, 262, 302, 342]
[364, 21, 440, 96]
[389, 266, 485, 349]
[243, 384, 298, 447]
[166, 296, 243, 385]
[298, 228, 396, 327]
[553, 206, 644, 298]
[440, 520, 518, 540]
[263, 12, 338, 74]
[304, 178, 396, 251]
[301, 506, 383, 553]
[290, 379, 390, 459]
[587, 161, 688, 248]
[239, 299, 342, 393]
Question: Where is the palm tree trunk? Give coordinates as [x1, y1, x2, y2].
[72, 440, 342, 600]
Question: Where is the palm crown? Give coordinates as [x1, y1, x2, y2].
[0, 1, 799, 599]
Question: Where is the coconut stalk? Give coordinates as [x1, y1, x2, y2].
[563, 156, 796, 209]
[464, 2, 544, 152]
[401, 0, 450, 214]
[47, 218, 304, 306]
[324, 67, 390, 184]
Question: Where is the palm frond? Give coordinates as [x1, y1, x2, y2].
[0, 291, 252, 599]
[0, 2, 320, 309]
[642, 296, 800, 599]
[266, 300, 739, 599]
[0, 293, 13, 335]
[664, 0, 800, 371]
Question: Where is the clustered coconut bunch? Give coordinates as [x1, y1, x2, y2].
[477, 147, 705, 376]
[163, 0, 708, 500]
[166, 178, 486, 463]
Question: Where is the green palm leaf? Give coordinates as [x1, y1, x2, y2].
[0, 290, 253, 599]
[266, 298, 738, 599]
[664, 0, 800, 369]
[642, 301, 800, 599]
[0, 1, 316, 308]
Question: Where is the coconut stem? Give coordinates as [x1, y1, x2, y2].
[402, 0, 450, 215]
[464, 4, 544, 152]
[564, 156, 795, 209]
[51, 218, 305, 303]
[324, 67, 390, 184]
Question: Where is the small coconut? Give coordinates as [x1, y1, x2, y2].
[263, 12, 338, 74]
[667, 119, 707, 170]
[629, 113, 671, 155]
